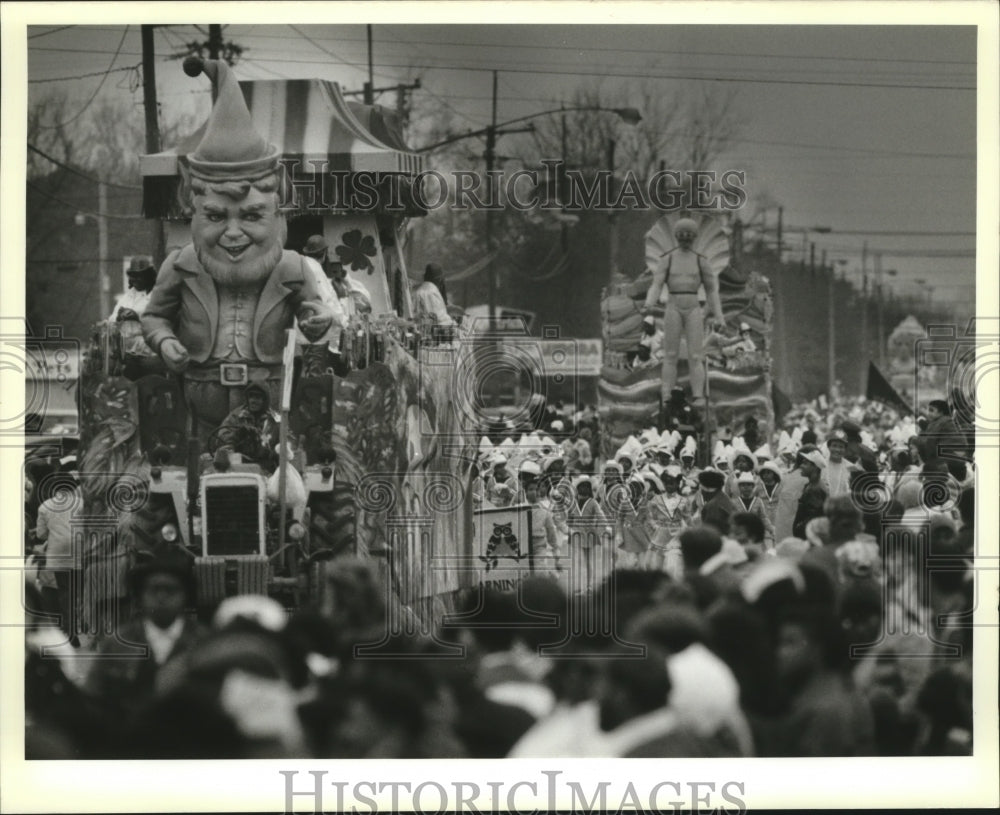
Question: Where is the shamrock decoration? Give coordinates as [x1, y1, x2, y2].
[334, 229, 378, 274]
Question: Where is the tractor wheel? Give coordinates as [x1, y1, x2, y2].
[307, 484, 355, 559]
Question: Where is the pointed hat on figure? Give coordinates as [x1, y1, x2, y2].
[182, 57, 281, 182]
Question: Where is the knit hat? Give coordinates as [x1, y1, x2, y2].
[698, 469, 726, 490]
[182, 57, 281, 183]
[736, 471, 756, 485]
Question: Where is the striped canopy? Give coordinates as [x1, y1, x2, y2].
[141, 78, 423, 180]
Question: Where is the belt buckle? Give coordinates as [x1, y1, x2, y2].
[220, 363, 249, 386]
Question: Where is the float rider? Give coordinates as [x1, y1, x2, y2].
[213, 382, 280, 463]
[641, 217, 725, 407]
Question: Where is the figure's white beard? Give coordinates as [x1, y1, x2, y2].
[197, 240, 284, 287]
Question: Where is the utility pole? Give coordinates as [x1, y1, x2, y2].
[208, 25, 223, 101]
[875, 252, 885, 370]
[208, 24, 223, 58]
[560, 108, 568, 253]
[827, 260, 835, 397]
[98, 180, 110, 319]
[859, 241, 868, 392]
[141, 25, 166, 264]
[485, 70, 498, 332]
[776, 206, 783, 263]
[608, 138, 619, 280]
[809, 242, 815, 276]
[364, 25, 374, 105]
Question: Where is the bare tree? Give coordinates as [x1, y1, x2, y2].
[27, 90, 78, 178]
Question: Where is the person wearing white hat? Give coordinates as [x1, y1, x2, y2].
[522, 474, 560, 572]
[732, 471, 771, 545]
[757, 461, 784, 548]
[34, 467, 83, 646]
[568, 475, 609, 591]
[641, 217, 725, 406]
[615, 476, 653, 569]
[485, 455, 518, 507]
[678, 436, 701, 495]
[822, 429, 855, 498]
[645, 465, 692, 576]
[598, 460, 624, 505]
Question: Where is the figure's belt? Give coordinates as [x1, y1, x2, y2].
[668, 290, 699, 295]
[184, 362, 282, 385]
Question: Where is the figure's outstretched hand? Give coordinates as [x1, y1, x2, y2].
[160, 338, 190, 373]
[298, 302, 333, 342]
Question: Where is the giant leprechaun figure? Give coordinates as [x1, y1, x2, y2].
[142, 57, 333, 437]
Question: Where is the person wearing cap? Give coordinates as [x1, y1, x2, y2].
[86, 551, 204, 723]
[634, 316, 663, 369]
[773, 443, 815, 544]
[294, 235, 350, 375]
[412, 262, 455, 339]
[304, 235, 373, 319]
[739, 416, 762, 455]
[841, 420, 879, 472]
[110, 256, 162, 377]
[822, 430, 854, 498]
[917, 399, 967, 464]
[485, 456, 517, 508]
[642, 217, 725, 407]
[734, 322, 756, 355]
[691, 468, 735, 527]
[33, 463, 83, 646]
[792, 449, 828, 540]
[110, 256, 158, 323]
[214, 382, 280, 463]
[142, 58, 333, 437]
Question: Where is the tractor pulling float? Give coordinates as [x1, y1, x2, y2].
[76, 59, 479, 629]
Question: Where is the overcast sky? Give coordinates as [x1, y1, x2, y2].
[21, 16, 985, 304]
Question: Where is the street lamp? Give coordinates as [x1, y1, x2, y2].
[73, 179, 111, 319]
[417, 87, 641, 332]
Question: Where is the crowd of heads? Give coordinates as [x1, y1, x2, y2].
[26, 387, 976, 760]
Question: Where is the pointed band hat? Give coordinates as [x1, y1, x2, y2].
[183, 57, 281, 183]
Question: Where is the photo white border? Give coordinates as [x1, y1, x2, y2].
[2, 2, 997, 811]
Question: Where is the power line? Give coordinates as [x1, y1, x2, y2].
[731, 137, 972, 160]
[28, 25, 76, 40]
[28, 144, 142, 190]
[26, 179, 144, 220]
[207, 28, 978, 67]
[30, 45, 976, 90]
[35, 27, 131, 130]
[28, 64, 137, 85]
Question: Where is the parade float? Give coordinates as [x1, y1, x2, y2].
[598, 213, 774, 462]
[76, 59, 480, 632]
